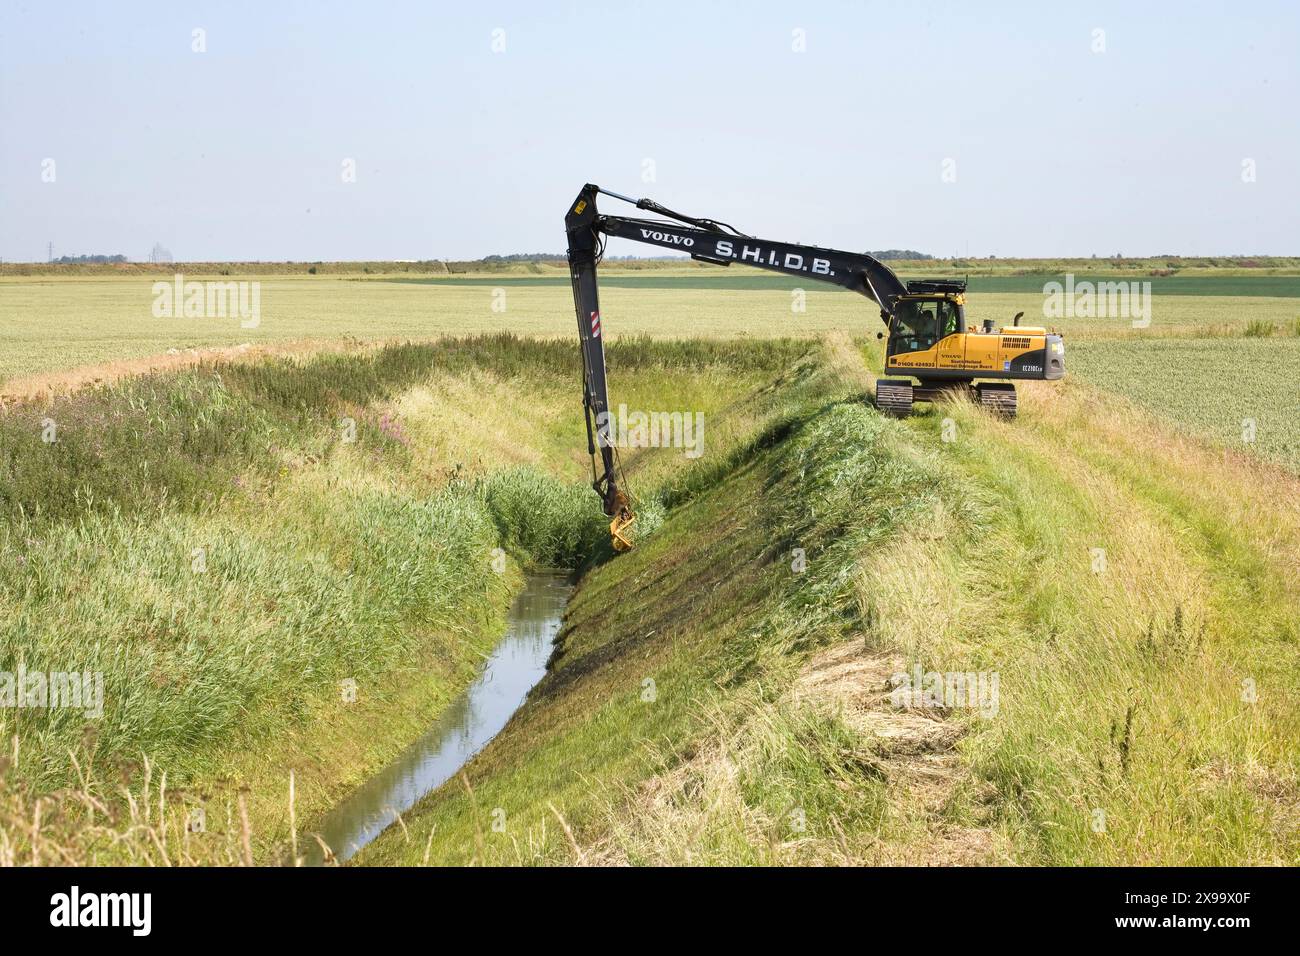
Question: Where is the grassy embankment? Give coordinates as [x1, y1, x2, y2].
[359, 337, 1300, 866]
[4, 269, 1298, 865]
[0, 335, 805, 863]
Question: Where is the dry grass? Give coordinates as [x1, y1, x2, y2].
[0, 337, 400, 405]
[878, 362, 1300, 864]
[587, 639, 1009, 866]
[0, 740, 275, 866]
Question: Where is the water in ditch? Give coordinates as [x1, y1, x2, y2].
[302, 571, 572, 865]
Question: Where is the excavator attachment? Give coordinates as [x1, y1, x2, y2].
[605, 487, 635, 552]
[610, 507, 636, 552]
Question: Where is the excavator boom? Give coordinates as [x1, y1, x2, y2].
[566, 183, 909, 551]
[566, 187, 636, 550]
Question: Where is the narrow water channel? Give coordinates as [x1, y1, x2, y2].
[303, 571, 572, 865]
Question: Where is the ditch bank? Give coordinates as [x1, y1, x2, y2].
[357, 337, 1300, 866]
[0, 334, 815, 864]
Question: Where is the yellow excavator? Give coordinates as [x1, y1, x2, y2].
[565, 184, 1065, 549]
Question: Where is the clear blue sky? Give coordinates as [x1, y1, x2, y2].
[1, 0, 1296, 261]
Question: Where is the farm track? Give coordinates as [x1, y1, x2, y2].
[0, 338, 382, 403]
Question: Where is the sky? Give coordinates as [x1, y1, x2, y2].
[1, 0, 1297, 262]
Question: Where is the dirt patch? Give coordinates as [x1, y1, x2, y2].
[0, 338, 380, 405]
[583, 637, 1009, 866]
[792, 640, 1008, 865]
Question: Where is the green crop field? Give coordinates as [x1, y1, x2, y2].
[1069, 338, 1300, 472]
[392, 273, 1300, 297]
[4, 271, 1299, 387]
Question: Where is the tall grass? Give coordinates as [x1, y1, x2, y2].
[481, 467, 608, 569]
[0, 334, 809, 527]
[1, 332, 811, 862]
[1, 342, 586, 782]
[0, 480, 512, 788]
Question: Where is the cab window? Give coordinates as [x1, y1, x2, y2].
[890, 299, 959, 355]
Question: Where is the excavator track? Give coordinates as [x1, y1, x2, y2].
[875, 379, 915, 417]
[973, 382, 1017, 418]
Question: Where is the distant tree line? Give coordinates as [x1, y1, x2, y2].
[52, 254, 128, 264]
[869, 250, 933, 260]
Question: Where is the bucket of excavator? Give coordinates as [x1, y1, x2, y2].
[610, 509, 636, 552]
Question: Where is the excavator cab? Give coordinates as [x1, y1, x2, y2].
[888, 292, 965, 357]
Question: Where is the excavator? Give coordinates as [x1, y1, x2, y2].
[565, 183, 1065, 550]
